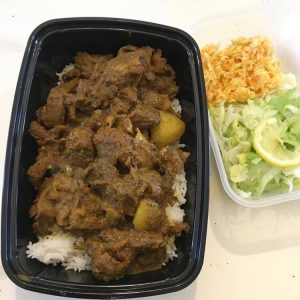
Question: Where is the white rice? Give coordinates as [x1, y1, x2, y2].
[163, 236, 178, 265]
[171, 98, 182, 115]
[56, 63, 74, 84]
[171, 141, 186, 149]
[26, 226, 91, 272]
[162, 98, 188, 261]
[165, 169, 187, 225]
[163, 169, 187, 263]
[27, 94, 187, 270]
[172, 170, 187, 206]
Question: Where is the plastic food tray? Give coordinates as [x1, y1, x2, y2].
[1, 18, 209, 298]
[191, 2, 300, 207]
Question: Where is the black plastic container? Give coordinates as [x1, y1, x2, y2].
[1, 18, 209, 298]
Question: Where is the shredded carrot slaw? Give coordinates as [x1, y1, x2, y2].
[202, 36, 282, 106]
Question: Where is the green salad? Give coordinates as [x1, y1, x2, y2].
[210, 75, 300, 198]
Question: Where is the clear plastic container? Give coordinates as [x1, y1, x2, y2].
[191, 1, 300, 207]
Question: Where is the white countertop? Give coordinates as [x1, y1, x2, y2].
[1, 0, 300, 299]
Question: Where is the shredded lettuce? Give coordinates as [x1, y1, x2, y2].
[210, 86, 300, 198]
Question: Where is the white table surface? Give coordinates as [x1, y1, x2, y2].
[2, 0, 300, 299]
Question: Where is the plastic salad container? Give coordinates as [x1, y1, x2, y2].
[191, 1, 300, 207]
[1, 18, 209, 298]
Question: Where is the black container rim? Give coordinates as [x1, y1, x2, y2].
[1, 17, 209, 299]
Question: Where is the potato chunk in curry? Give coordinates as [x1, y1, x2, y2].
[151, 110, 185, 147]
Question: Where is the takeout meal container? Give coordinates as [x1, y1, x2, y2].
[1, 18, 209, 298]
[191, 2, 300, 208]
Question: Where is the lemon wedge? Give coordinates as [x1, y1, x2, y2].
[253, 118, 300, 168]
